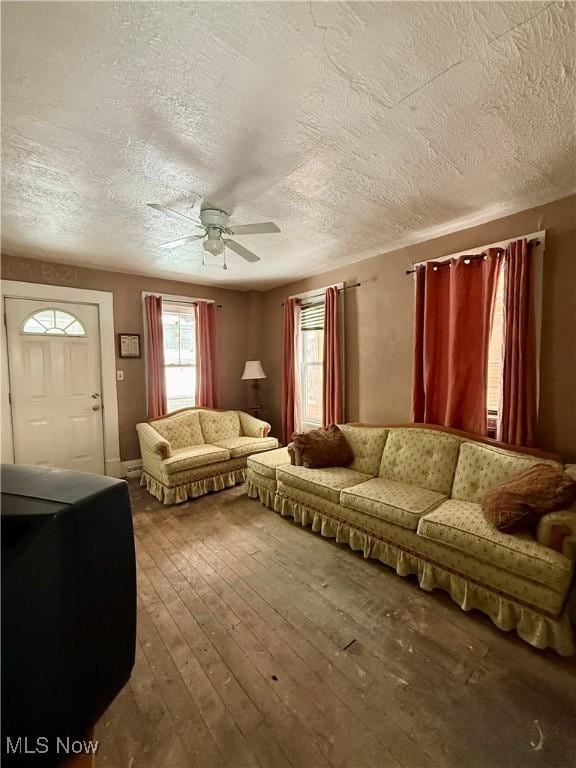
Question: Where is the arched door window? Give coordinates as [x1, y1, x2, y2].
[21, 308, 86, 336]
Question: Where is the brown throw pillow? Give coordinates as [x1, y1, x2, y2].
[292, 425, 354, 469]
[482, 464, 576, 533]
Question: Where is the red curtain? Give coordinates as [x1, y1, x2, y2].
[144, 295, 167, 419]
[411, 250, 501, 435]
[195, 300, 218, 408]
[498, 239, 537, 446]
[411, 267, 426, 423]
[323, 286, 343, 427]
[282, 298, 301, 444]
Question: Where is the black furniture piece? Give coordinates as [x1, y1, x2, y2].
[1, 465, 136, 766]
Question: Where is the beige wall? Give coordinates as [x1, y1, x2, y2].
[2, 194, 575, 464]
[255, 195, 576, 461]
[1, 256, 253, 460]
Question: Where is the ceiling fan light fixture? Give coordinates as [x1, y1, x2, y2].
[204, 230, 225, 256]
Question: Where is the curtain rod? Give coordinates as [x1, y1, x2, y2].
[163, 298, 223, 308]
[143, 291, 223, 308]
[282, 282, 361, 305]
[405, 239, 541, 275]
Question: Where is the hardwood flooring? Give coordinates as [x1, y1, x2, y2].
[95, 481, 576, 768]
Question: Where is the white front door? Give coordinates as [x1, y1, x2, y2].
[5, 298, 105, 474]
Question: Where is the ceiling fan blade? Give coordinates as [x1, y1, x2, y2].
[158, 234, 205, 249]
[228, 222, 280, 235]
[147, 203, 202, 226]
[225, 239, 261, 263]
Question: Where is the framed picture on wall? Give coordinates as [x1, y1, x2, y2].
[118, 333, 141, 358]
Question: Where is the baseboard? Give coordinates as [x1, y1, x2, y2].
[121, 459, 143, 479]
[105, 457, 123, 478]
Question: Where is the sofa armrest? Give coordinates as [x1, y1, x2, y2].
[537, 508, 576, 561]
[239, 411, 271, 438]
[136, 422, 171, 459]
[287, 442, 303, 466]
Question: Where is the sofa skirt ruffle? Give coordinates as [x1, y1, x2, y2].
[141, 469, 247, 505]
[246, 478, 275, 509]
[274, 493, 575, 657]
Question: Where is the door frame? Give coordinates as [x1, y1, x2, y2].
[1, 280, 121, 477]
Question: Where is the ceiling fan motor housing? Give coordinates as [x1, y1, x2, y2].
[200, 208, 229, 231]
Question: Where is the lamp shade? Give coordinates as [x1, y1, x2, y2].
[241, 360, 267, 380]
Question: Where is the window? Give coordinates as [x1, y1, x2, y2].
[487, 269, 505, 437]
[21, 308, 86, 336]
[162, 302, 196, 412]
[300, 301, 324, 427]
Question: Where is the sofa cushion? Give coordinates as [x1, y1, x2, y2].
[379, 428, 461, 495]
[417, 499, 572, 591]
[162, 445, 230, 476]
[247, 447, 291, 479]
[213, 436, 279, 458]
[199, 410, 241, 443]
[451, 442, 562, 504]
[341, 478, 446, 531]
[152, 410, 204, 450]
[160, 456, 246, 487]
[338, 426, 389, 475]
[277, 465, 371, 505]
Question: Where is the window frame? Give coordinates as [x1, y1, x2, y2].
[290, 283, 343, 431]
[300, 316, 324, 427]
[143, 292, 218, 417]
[486, 266, 505, 437]
[20, 307, 86, 337]
[161, 301, 197, 413]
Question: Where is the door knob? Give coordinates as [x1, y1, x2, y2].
[91, 404, 101, 411]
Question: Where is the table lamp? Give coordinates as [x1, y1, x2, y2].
[241, 360, 267, 417]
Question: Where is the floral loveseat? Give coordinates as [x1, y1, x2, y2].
[246, 425, 576, 656]
[137, 408, 278, 504]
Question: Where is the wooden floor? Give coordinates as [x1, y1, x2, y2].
[95, 481, 576, 768]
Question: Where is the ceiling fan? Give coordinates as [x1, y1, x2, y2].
[147, 203, 280, 269]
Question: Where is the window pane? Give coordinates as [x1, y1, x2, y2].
[165, 366, 196, 412]
[55, 310, 74, 329]
[178, 313, 195, 365]
[303, 363, 323, 423]
[167, 396, 196, 412]
[162, 309, 196, 366]
[65, 321, 85, 336]
[22, 309, 86, 336]
[487, 270, 505, 414]
[162, 311, 181, 366]
[34, 309, 55, 328]
[303, 329, 323, 363]
[22, 317, 46, 334]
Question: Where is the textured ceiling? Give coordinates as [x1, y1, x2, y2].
[2, 1, 575, 290]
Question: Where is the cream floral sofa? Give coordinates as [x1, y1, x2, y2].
[137, 408, 278, 504]
[246, 425, 576, 656]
